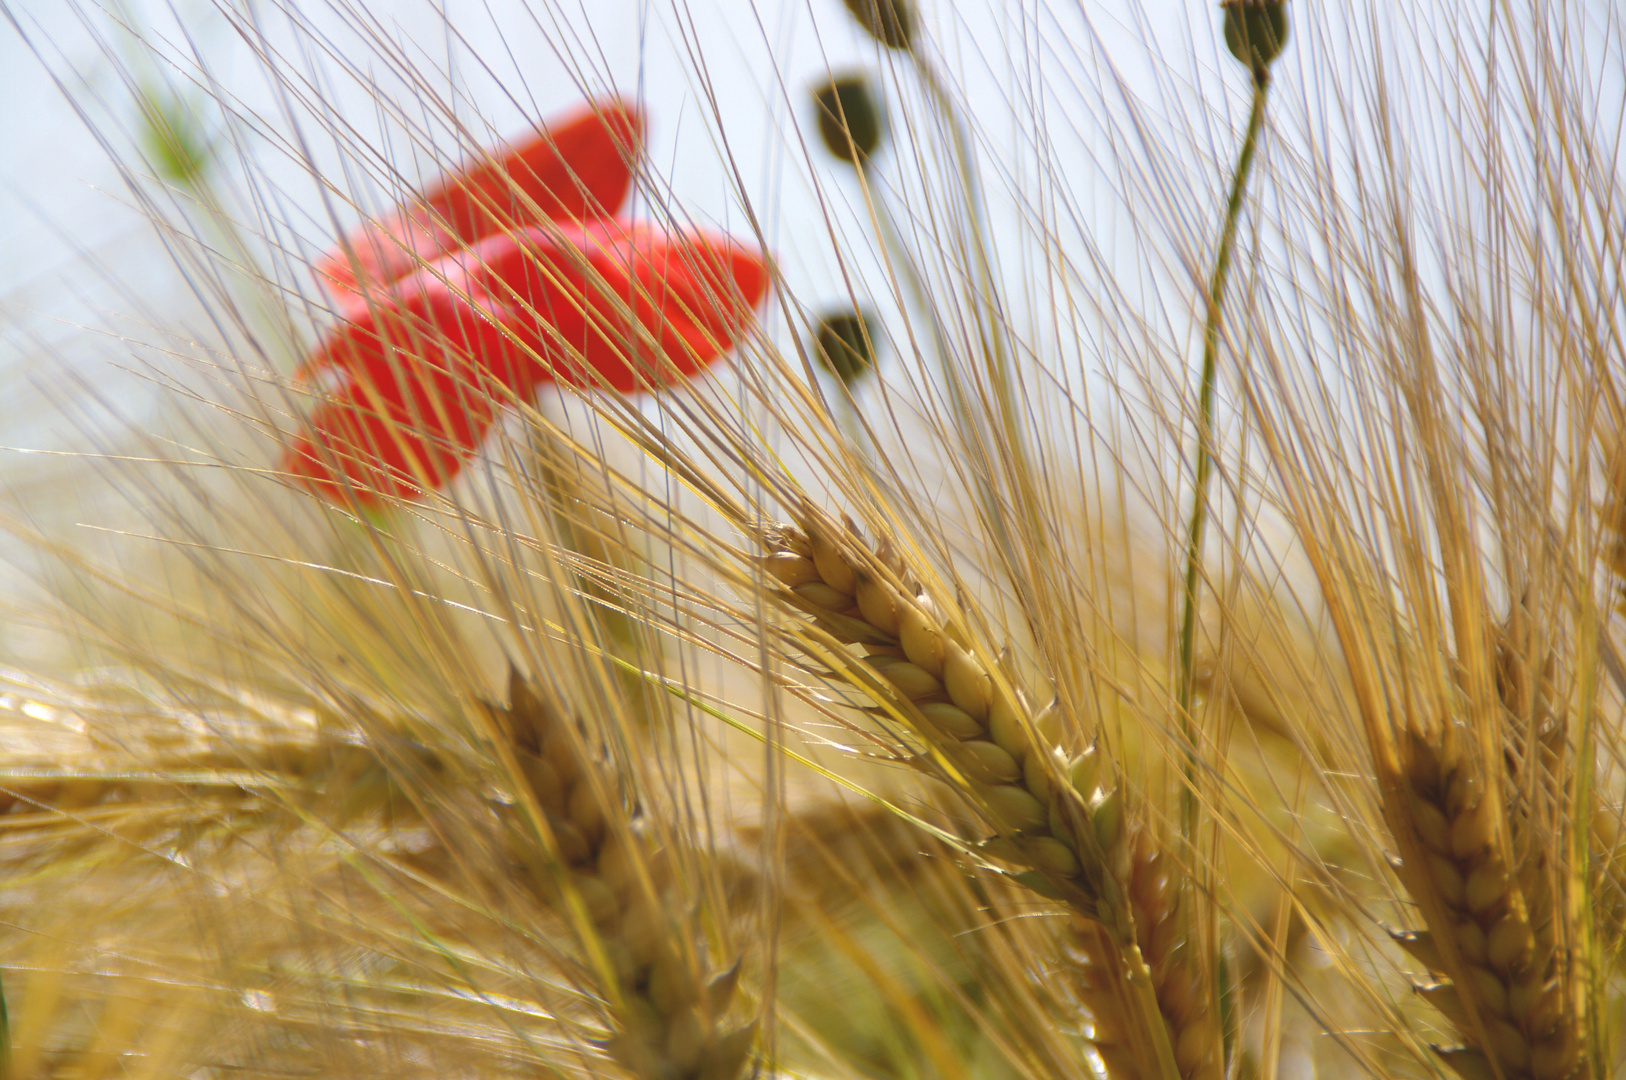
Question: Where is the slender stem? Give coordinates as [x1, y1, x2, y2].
[856, 156, 1013, 558]
[1, 966, 9, 1080]
[912, 56, 1049, 599]
[1175, 73, 1270, 844]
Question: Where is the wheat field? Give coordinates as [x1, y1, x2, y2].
[0, 0, 1622, 1078]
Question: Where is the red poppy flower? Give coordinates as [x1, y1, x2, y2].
[285, 99, 771, 505]
[315, 99, 645, 305]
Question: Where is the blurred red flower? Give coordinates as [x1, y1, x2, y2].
[286, 99, 770, 504]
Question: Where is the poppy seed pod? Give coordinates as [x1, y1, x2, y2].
[842, 0, 915, 51]
[814, 75, 884, 165]
[814, 311, 879, 387]
[1221, 0, 1288, 79]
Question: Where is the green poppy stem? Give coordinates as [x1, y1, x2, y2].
[1175, 71, 1270, 845]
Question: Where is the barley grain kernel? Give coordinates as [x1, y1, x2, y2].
[649, 950, 701, 1016]
[763, 552, 820, 586]
[1175, 1020, 1213, 1075]
[809, 530, 857, 594]
[1454, 919, 1488, 965]
[1024, 835, 1079, 877]
[1466, 858, 1510, 916]
[551, 818, 592, 865]
[520, 754, 567, 815]
[1091, 788, 1125, 852]
[1525, 981, 1565, 1037]
[919, 701, 982, 739]
[1023, 747, 1063, 805]
[1148, 908, 1181, 963]
[1410, 791, 1452, 854]
[574, 873, 620, 925]
[697, 1022, 757, 1080]
[1530, 1029, 1580, 1080]
[568, 781, 607, 843]
[622, 898, 667, 966]
[542, 728, 583, 786]
[855, 575, 901, 635]
[898, 602, 945, 675]
[795, 581, 855, 611]
[1451, 795, 1494, 860]
[598, 835, 639, 893]
[1068, 746, 1102, 798]
[1047, 802, 1077, 848]
[1446, 767, 1482, 819]
[1427, 852, 1468, 906]
[988, 693, 1032, 760]
[665, 1005, 710, 1075]
[956, 740, 1021, 783]
[873, 658, 941, 699]
[1487, 1018, 1531, 1072]
[1432, 1046, 1495, 1080]
[1464, 963, 1509, 1017]
[984, 784, 1047, 832]
[1507, 969, 1544, 1021]
[1485, 911, 1535, 971]
[943, 643, 992, 719]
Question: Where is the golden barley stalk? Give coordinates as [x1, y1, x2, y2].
[754, 511, 1218, 1080]
[482, 669, 755, 1080]
[1383, 641, 1584, 1080]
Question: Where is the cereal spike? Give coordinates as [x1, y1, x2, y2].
[1386, 710, 1583, 1079]
[493, 672, 754, 1080]
[760, 517, 1209, 1080]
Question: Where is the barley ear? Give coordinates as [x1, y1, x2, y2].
[490, 669, 754, 1080]
[1385, 715, 1583, 1080]
[759, 514, 1217, 1080]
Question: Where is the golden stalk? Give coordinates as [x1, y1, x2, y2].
[755, 511, 1218, 1079]
[481, 670, 756, 1080]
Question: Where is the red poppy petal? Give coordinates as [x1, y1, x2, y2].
[287, 206, 770, 504]
[288, 274, 507, 502]
[291, 383, 499, 502]
[433, 99, 644, 236]
[470, 222, 769, 393]
[315, 99, 645, 302]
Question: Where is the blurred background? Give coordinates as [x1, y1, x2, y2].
[0, 0, 1322, 672]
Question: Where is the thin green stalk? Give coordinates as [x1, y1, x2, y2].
[1175, 73, 1270, 845]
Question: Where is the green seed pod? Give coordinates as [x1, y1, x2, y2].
[1221, 0, 1288, 78]
[814, 75, 885, 164]
[842, 0, 915, 50]
[813, 310, 880, 386]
